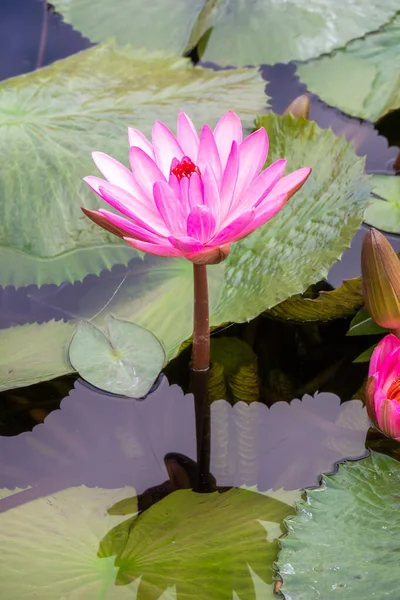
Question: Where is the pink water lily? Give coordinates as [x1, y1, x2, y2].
[366, 334, 400, 441]
[83, 111, 311, 264]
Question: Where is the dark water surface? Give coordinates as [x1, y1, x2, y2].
[0, 0, 399, 559]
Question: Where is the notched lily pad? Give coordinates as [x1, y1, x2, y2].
[364, 175, 400, 234]
[277, 451, 400, 599]
[68, 316, 165, 397]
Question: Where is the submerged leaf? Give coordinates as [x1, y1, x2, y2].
[209, 337, 259, 403]
[297, 14, 400, 122]
[107, 488, 294, 600]
[0, 40, 266, 287]
[68, 316, 165, 397]
[277, 452, 400, 599]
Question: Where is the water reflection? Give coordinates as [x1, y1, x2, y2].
[0, 377, 369, 511]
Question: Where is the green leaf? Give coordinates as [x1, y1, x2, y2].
[277, 451, 400, 599]
[353, 344, 377, 363]
[209, 337, 259, 403]
[0, 488, 29, 500]
[0, 321, 75, 391]
[53, 0, 400, 66]
[0, 40, 266, 288]
[297, 14, 400, 122]
[266, 278, 364, 322]
[364, 175, 400, 234]
[69, 316, 165, 397]
[347, 307, 388, 336]
[0, 485, 139, 599]
[107, 487, 294, 599]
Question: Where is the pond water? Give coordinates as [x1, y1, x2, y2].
[1, 2, 400, 599]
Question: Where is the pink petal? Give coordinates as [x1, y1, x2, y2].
[128, 128, 155, 159]
[369, 334, 400, 377]
[379, 398, 400, 441]
[98, 209, 166, 243]
[377, 346, 400, 393]
[210, 210, 254, 246]
[89, 179, 168, 234]
[188, 171, 204, 210]
[220, 141, 239, 220]
[239, 193, 288, 238]
[268, 167, 311, 201]
[124, 237, 184, 258]
[129, 146, 166, 202]
[234, 127, 269, 201]
[179, 176, 190, 217]
[213, 111, 243, 170]
[197, 124, 222, 184]
[91, 152, 143, 198]
[168, 236, 204, 254]
[152, 121, 184, 178]
[202, 165, 221, 226]
[186, 205, 216, 243]
[177, 111, 200, 161]
[153, 181, 186, 235]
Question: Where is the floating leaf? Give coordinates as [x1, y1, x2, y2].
[53, 0, 400, 66]
[69, 316, 165, 397]
[209, 337, 259, 403]
[277, 452, 400, 599]
[0, 40, 266, 288]
[107, 487, 294, 599]
[0, 321, 75, 391]
[0, 485, 139, 599]
[267, 278, 363, 322]
[347, 307, 388, 336]
[297, 14, 400, 122]
[364, 175, 400, 234]
[0, 488, 29, 500]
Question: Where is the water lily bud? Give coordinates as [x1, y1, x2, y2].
[283, 95, 310, 120]
[361, 228, 400, 329]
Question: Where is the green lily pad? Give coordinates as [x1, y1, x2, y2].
[0, 114, 372, 390]
[297, 14, 400, 123]
[277, 451, 400, 599]
[266, 277, 364, 322]
[364, 175, 400, 234]
[69, 316, 165, 397]
[53, 0, 400, 66]
[0, 39, 266, 288]
[0, 485, 139, 599]
[103, 487, 294, 599]
[0, 321, 75, 391]
[347, 307, 388, 336]
[0, 487, 29, 500]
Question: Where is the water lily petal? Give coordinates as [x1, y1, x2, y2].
[129, 146, 166, 201]
[154, 180, 186, 235]
[234, 127, 269, 201]
[179, 176, 190, 217]
[81, 208, 129, 239]
[369, 334, 400, 377]
[214, 110, 242, 170]
[197, 124, 222, 184]
[268, 166, 312, 200]
[98, 209, 166, 243]
[210, 210, 254, 246]
[188, 171, 204, 209]
[91, 151, 143, 198]
[220, 141, 239, 220]
[240, 193, 288, 237]
[202, 165, 221, 226]
[379, 398, 400, 441]
[128, 128, 155, 159]
[187, 205, 216, 243]
[177, 111, 200, 161]
[169, 235, 204, 254]
[152, 120, 184, 178]
[124, 237, 183, 258]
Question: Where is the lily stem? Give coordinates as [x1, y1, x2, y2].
[192, 264, 210, 371]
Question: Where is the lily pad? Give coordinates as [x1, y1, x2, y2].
[297, 14, 400, 122]
[277, 451, 400, 599]
[53, 0, 400, 66]
[364, 175, 400, 234]
[0, 40, 266, 288]
[0, 485, 139, 599]
[0, 321, 75, 391]
[68, 316, 165, 397]
[104, 487, 294, 599]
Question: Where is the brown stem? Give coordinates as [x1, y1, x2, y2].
[192, 264, 210, 371]
[192, 369, 211, 493]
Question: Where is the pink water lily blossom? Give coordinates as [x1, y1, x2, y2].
[83, 111, 311, 264]
[366, 334, 400, 441]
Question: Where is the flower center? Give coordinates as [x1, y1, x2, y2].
[387, 378, 400, 403]
[171, 156, 200, 181]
